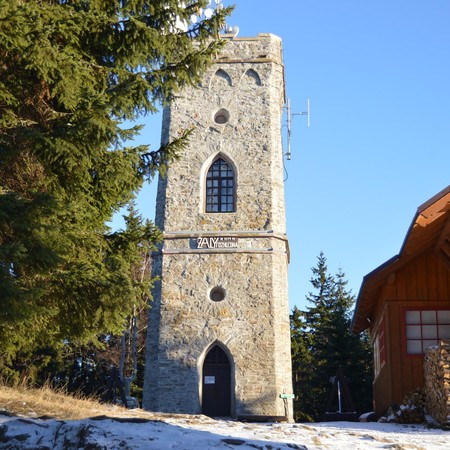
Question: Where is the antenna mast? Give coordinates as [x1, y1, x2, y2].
[286, 98, 310, 160]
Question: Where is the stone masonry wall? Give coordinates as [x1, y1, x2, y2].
[156, 34, 286, 234]
[143, 34, 293, 420]
[146, 250, 288, 415]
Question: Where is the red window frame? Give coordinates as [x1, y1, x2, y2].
[374, 317, 386, 376]
[378, 317, 386, 367]
[402, 307, 450, 357]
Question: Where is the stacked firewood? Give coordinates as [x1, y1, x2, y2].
[424, 340, 450, 424]
[380, 388, 426, 424]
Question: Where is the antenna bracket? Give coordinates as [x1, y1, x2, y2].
[285, 98, 310, 160]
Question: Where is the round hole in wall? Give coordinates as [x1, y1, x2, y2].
[210, 286, 226, 302]
[214, 109, 230, 125]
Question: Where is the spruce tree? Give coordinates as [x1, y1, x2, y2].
[0, 1, 232, 378]
[291, 253, 373, 421]
[40, 204, 154, 402]
[290, 306, 315, 422]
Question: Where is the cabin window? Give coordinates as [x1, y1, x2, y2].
[205, 158, 235, 213]
[405, 309, 450, 355]
[374, 318, 386, 376]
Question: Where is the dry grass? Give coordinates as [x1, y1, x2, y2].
[0, 383, 162, 421]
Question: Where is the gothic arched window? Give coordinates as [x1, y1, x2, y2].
[205, 158, 235, 213]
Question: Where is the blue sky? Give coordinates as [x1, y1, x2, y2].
[119, 1, 450, 310]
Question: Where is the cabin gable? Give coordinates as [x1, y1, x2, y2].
[352, 186, 450, 416]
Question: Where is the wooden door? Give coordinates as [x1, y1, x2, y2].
[202, 346, 231, 417]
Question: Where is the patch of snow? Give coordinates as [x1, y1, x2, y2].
[0, 414, 448, 449]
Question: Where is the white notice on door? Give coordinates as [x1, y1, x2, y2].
[204, 376, 215, 384]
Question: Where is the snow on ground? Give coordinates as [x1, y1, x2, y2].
[0, 413, 449, 449]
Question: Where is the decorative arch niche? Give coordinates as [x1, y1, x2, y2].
[210, 69, 233, 90]
[243, 68, 262, 86]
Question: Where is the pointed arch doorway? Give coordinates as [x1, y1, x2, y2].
[202, 345, 232, 417]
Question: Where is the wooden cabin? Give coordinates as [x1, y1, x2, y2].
[351, 186, 450, 417]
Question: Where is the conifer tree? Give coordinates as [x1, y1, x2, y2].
[291, 253, 373, 421]
[40, 204, 155, 402]
[0, 0, 231, 378]
[290, 305, 315, 422]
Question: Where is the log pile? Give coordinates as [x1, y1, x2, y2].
[424, 340, 450, 424]
[380, 388, 426, 424]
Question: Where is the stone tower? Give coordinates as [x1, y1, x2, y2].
[143, 34, 293, 420]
